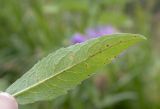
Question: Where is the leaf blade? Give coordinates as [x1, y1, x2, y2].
[6, 33, 146, 104]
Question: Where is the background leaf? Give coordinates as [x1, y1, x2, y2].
[6, 33, 145, 104]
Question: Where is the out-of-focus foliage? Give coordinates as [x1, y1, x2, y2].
[0, 0, 159, 109]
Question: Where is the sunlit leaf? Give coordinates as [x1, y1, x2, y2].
[6, 33, 146, 104]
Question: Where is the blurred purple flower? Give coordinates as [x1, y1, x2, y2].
[86, 25, 117, 38]
[71, 25, 118, 44]
[71, 33, 86, 44]
[98, 25, 117, 35]
[85, 28, 101, 38]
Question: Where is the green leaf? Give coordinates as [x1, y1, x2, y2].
[6, 33, 146, 104]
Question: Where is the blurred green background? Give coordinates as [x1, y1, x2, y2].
[0, 0, 160, 109]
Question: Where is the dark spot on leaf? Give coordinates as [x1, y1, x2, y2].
[99, 50, 102, 53]
[106, 44, 110, 47]
[90, 54, 96, 57]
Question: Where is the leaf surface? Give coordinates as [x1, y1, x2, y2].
[6, 33, 146, 104]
